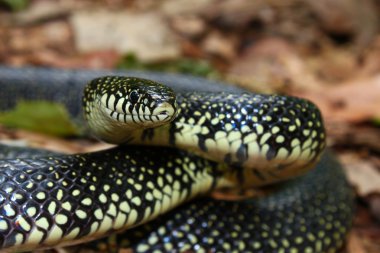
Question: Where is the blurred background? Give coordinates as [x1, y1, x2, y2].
[0, 0, 379, 252]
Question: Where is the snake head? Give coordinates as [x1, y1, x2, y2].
[83, 76, 177, 143]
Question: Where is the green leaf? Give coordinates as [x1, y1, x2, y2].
[0, 0, 29, 11]
[118, 54, 220, 79]
[0, 101, 80, 137]
[373, 118, 380, 126]
[117, 53, 145, 69]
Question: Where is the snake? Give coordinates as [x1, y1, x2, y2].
[0, 66, 354, 252]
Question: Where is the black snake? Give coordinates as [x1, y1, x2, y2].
[0, 66, 354, 252]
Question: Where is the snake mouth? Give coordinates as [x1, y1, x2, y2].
[101, 100, 175, 126]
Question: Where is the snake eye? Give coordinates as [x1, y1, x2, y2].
[129, 90, 139, 104]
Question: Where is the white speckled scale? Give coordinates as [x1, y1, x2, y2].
[0, 68, 353, 253]
[84, 78, 325, 187]
[0, 146, 224, 251]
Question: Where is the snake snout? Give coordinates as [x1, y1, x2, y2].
[151, 101, 177, 123]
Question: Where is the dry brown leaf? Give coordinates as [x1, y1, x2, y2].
[305, 0, 379, 49]
[118, 248, 133, 253]
[3, 0, 87, 25]
[369, 195, 380, 223]
[347, 231, 368, 253]
[305, 46, 358, 84]
[356, 35, 380, 77]
[227, 37, 320, 93]
[350, 226, 380, 253]
[161, 0, 215, 16]
[0, 126, 113, 154]
[326, 122, 380, 153]
[31, 49, 121, 69]
[202, 31, 237, 60]
[201, 0, 268, 27]
[70, 10, 180, 62]
[292, 75, 380, 123]
[339, 152, 380, 196]
[171, 15, 206, 38]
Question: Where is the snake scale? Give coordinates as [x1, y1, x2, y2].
[0, 66, 354, 252]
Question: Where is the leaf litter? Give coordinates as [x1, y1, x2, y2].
[0, 0, 380, 252]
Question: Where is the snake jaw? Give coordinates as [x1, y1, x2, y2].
[100, 99, 176, 127]
[83, 76, 177, 143]
[87, 97, 176, 144]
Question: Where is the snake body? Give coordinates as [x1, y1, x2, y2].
[83, 76, 326, 187]
[0, 66, 354, 252]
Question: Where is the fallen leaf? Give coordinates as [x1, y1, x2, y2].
[170, 15, 206, 38]
[118, 248, 133, 253]
[0, 101, 80, 137]
[306, 46, 358, 84]
[347, 231, 368, 253]
[292, 75, 380, 123]
[70, 10, 180, 62]
[369, 195, 380, 223]
[227, 37, 320, 93]
[201, 0, 267, 27]
[31, 49, 121, 69]
[0, 125, 113, 154]
[8, 0, 87, 25]
[202, 31, 237, 60]
[160, 0, 214, 16]
[307, 0, 379, 49]
[339, 152, 380, 196]
[326, 122, 380, 152]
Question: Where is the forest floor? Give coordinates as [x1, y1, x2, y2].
[0, 0, 379, 252]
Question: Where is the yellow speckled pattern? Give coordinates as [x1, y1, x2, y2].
[0, 74, 354, 253]
[82, 152, 353, 253]
[0, 146, 224, 251]
[85, 77, 325, 187]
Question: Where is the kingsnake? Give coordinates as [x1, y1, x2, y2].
[0, 66, 354, 252]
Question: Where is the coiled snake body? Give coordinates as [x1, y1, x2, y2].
[0, 66, 354, 252]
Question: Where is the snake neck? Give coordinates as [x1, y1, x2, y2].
[124, 92, 326, 187]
